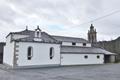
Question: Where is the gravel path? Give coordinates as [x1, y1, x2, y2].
[0, 63, 120, 80]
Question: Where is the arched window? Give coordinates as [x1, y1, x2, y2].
[50, 47, 54, 59]
[27, 46, 33, 60]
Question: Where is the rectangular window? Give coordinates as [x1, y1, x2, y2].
[72, 42, 76, 46]
[84, 55, 88, 59]
[83, 43, 86, 46]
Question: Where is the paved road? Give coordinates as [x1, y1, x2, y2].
[0, 63, 120, 80]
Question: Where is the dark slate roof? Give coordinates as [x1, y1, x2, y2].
[6, 30, 34, 38]
[52, 35, 88, 43]
[7, 29, 88, 44]
[61, 46, 115, 55]
[8, 29, 60, 44]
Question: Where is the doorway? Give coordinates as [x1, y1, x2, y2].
[104, 55, 111, 63]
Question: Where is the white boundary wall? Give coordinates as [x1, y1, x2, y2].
[61, 53, 104, 65]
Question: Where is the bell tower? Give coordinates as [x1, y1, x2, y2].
[88, 24, 97, 43]
[34, 25, 42, 41]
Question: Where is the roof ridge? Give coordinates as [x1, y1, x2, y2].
[12, 29, 34, 33]
[52, 35, 84, 39]
[6, 30, 34, 38]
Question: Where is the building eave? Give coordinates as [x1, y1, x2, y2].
[61, 52, 104, 54]
[13, 40, 61, 44]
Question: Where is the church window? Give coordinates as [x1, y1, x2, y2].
[50, 47, 54, 59]
[84, 55, 88, 59]
[72, 42, 76, 46]
[27, 46, 33, 60]
[83, 43, 86, 46]
[97, 55, 100, 59]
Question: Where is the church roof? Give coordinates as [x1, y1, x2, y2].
[52, 35, 89, 43]
[16, 32, 60, 44]
[6, 28, 89, 44]
[7, 29, 60, 44]
[6, 30, 34, 38]
[61, 46, 116, 55]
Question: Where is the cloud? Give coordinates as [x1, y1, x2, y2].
[0, 0, 120, 41]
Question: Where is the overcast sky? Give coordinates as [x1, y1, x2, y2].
[0, 0, 120, 42]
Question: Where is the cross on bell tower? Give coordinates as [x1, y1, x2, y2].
[88, 24, 97, 43]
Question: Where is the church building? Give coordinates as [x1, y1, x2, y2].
[3, 25, 116, 68]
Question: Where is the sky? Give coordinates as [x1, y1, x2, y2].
[0, 0, 120, 42]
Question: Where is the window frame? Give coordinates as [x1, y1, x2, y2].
[83, 43, 86, 46]
[72, 42, 76, 46]
[97, 55, 100, 59]
[27, 46, 33, 60]
[84, 55, 88, 59]
[50, 47, 54, 59]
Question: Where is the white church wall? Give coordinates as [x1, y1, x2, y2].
[62, 42, 72, 46]
[3, 41, 15, 66]
[76, 43, 90, 47]
[61, 54, 104, 65]
[76, 43, 83, 46]
[62, 42, 91, 47]
[86, 43, 91, 47]
[76, 43, 91, 47]
[17, 42, 61, 66]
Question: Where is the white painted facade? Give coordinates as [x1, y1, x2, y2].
[3, 35, 14, 66]
[61, 54, 104, 65]
[62, 42, 72, 46]
[16, 42, 61, 66]
[3, 33, 61, 67]
[62, 42, 91, 47]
